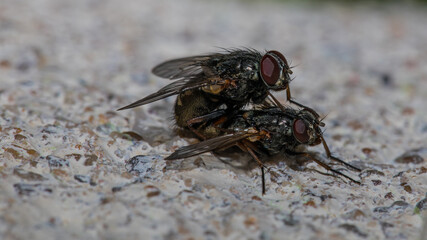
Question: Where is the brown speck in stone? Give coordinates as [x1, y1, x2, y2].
[184, 178, 192, 187]
[332, 134, 342, 141]
[100, 197, 113, 205]
[84, 154, 98, 166]
[405, 58, 417, 69]
[84, 106, 93, 112]
[30, 160, 38, 167]
[144, 185, 159, 191]
[362, 148, 375, 154]
[252, 196, 262, 201]
[49, 217, 56, 226]
[177, 222, 190, 235]
[13, 168, 46, 181]
[371, 180, 382, 186]
[26, 149, 39, 158]
[401, 183, 412, 193]
[65, 153, 82, 161]
[244, 216, 258, 228]
[229, 186, 240, 197]
[347, 120, 363, 130]
[385, 192, 393, 199]
[14, 134, 27, 140]
[360, 169, 385, 177]
[364, 87, 375, 96]
[98, 114, 108, 124]
[4, 148, 22, 159]
[147, 191, 160, 198]
[51, 169, 68, 177]
[304, 200, 316, 208]
[362, 148, 376, 157]
[343, 209, 366, 220]
[394, 148, 425, 164]
[120, 172, 132, 179]
[395, 154, 424, 164]
[0, 60, 11, 68]
[401, 107, 415, 116]
[417, 167, 427, 174]
[121, 131, 144, 141]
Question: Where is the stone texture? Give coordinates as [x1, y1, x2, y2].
[0, 1, 426, 239]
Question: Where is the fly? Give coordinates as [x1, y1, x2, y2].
[166, 107, 361, 194]
[118, 49, 312, 134]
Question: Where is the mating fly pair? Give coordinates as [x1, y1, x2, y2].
[119, 48, 361, 194]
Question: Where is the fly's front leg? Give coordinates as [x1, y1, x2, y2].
[269, 89, 318, 119]
[319, 135, 361, 172]
[284, 87, 320, 117]
[288, 151, 361, 185]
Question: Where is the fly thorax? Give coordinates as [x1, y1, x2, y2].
[240, 60, 259, 81]
[278, 118, 293, 137]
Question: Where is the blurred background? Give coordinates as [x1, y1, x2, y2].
[1, 0, 426, 113]
[1, 0, 426, 239]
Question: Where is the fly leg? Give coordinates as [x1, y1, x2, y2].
[268, 92, 287, 112]
[268, 91, 320, 123]
[272, 88, 321, 117]
[319, 135, 361, 172]
[289, 151, 361, 185]
[237, 141, 268, 195]
[271, 87, 301, 108]
[186, 110, 226, 140]
[286, 87, 310, 110]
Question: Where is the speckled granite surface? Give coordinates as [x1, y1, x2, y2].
[0, 0, 426, 239]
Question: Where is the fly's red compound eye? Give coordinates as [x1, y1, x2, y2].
[293, 119, 310, 143]
[260, 53, 280, 86]
[269, 50, 289, 67]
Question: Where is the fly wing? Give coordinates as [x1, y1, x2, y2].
[119, 49, 263, 110]
[117, 75, 212, 110]
[152, 55, 219, 80]
[118, 54, 224, 110]
[165, 132, 256, 160]
[152, 49, 261, 80]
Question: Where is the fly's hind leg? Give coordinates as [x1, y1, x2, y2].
[174, 89, 222, 139]
[185, 110, 227, 140]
